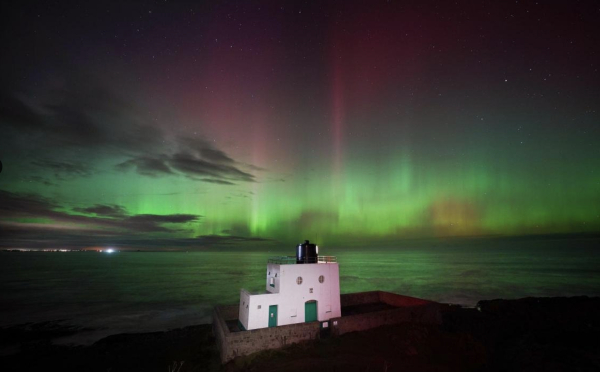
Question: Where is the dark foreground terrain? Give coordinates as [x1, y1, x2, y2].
[2, 296, 599, 372]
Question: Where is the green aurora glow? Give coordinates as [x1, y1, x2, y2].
[0, 1, 599, 249]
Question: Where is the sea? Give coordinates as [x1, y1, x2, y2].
[1, 237, 599, 345]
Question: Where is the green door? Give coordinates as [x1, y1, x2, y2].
[268, 305, 278, 327]
[305, 301, 317, 322]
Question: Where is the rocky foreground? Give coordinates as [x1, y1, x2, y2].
[2, 296, 599, 372]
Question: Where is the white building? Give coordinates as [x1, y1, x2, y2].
[238, 241, 341, 330]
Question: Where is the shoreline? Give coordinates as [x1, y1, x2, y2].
[2, 295, 600, 371]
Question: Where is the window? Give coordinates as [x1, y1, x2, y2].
[309, 288, 313, 293]
[269, 277, 275, 287]
[258, 305, 261, 309]
[296, 276, 303, 285]
[319, 275, 325, 283]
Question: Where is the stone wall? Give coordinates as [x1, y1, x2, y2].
[340, 291, 380, 307]
[212, 305, 237, 363]
[378, 291, 433, 307]
[213, 305, 320, 363]
[330, 303, 441, 336]
[213, 291, 441, 363]
[330, 291, 441, 336]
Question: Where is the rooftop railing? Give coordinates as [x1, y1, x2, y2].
[267, 256, 337, 264]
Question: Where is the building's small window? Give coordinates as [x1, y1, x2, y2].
[268, 271, 270, 275]
[275, 273, 278, 277]
[296, 276, 303, 285]
[258, 305, 261, 309]
[309, 288, 313, 293]
[269, 277, 275, 287]
[246, 304, 248, 309]
[319, 275, 325, 283]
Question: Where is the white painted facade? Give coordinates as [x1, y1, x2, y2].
[238, 261, 341, 330]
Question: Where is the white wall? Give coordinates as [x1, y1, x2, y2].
[265, 263, 280, 293]
[241, 263, 341, 330]
[247, 292, 280, 329]
[279, 263, 341, 322]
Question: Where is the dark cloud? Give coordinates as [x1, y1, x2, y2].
[262, 177, 286, 183]
[0, 190, 59, 218]
[115, 156, 174, 177]
[32, 159, 92, 178]
[0, 190, 202, 246]
[116, 213, 200, 233]
[219, 223, 251, 236]
[1, 73, 259, 187]
[0, 82, 159, 190]
[199, 148, 235, 165]
[126, 214, 199, 224]
[0, 189, 264, 250]
[0, 79, 158, 153]
[201, 179, 236, 185]
[0, 229, 273, 250]
[195, 234, 272, 245]
[73, 204, 127, 217]
[115, 142, 257, 185]
[244, 163, 267, 172]
[21, 176, 56, 187]
[173, 138, 256, 183]
[43, 100, 107, 147]
[164, 137, 257, 183]
[169, 151, 255, 182]
[41, 76, 164, 153]
[0, 189, 276, 250]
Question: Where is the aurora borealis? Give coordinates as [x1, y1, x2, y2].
[1, 1, 599, 249]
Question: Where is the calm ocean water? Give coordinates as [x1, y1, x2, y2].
[1, 238, 599, 344]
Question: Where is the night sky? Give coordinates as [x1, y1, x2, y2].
[1, 1, 599, 250]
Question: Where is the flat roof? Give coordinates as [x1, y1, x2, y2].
[267, 256, 337, 264]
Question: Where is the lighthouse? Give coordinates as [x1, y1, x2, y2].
[238, 240, 341, 330]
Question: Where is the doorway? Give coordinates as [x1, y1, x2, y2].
[305, 300, 317, 322]
[268, 305, 278, 327]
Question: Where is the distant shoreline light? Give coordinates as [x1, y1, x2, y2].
[1, 248, 125, 253]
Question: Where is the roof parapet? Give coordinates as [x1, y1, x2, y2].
[267, 255, 337, 264]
